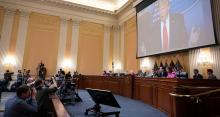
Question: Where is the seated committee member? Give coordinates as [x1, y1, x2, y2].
[4, 85, 37, 117]
[167, 67, 176, 78]
[136, 70, 145, 77]
[207, 69, 217, 80]
[34, 77, 57, 117]
[193, 69, 203, 80]
[102, 70, 109, 76]
[159, 67, 168, 77]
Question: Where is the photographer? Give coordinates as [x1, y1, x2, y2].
[17, 70, 23, 87]
[34, 77, 57, 117]
[4, 85, 37, 117]
[39, 63, 47, 80]
[23, 69, 31, 84]
[4, 70, 14, 90]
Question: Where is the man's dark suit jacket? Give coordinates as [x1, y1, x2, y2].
[160, 71, 168, 77]
[145, 14, 188, 54]
[36, 87, 57, 116]
[4, 96, 37, 117]
[193, 74, 203, 80]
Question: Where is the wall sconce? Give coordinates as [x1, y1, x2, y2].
[114, 61, 122, 73]
[197, 51, 212, 67]
[140, 58, 150, 71]
[140, 58, 152, 71]
[61, 58, 73, 71]
[3, 55, 17, 70]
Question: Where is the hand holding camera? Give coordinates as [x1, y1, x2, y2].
[49, 77, 57, 88]
[31, 87, 37, 99]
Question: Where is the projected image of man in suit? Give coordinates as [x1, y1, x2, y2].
[152, 0, 188, 52]
[138, 0, 215, 57]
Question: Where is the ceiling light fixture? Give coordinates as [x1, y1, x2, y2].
[62, 0, 129, 11]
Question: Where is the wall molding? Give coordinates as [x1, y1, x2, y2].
[118, 8, 136, 25]
[0, 0, 136, 26]
[0, 0, 118, 25]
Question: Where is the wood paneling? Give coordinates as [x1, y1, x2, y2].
[140, 84, 153, 104]
[79, 76, 220, 117]
[79, 75, 132, 97]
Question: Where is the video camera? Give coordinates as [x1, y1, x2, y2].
[7, 72, 14, 75]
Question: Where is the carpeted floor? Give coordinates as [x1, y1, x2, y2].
[0, 92, 16, 117]
[65, 90, 167, 117]
[0, 90, 167, 117]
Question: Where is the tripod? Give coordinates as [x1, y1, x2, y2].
[85, 103, 120, 117]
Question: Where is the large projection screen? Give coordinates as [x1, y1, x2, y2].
[137, 0, 216, 57]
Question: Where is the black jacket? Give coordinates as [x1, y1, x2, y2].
[193, 74, 203, 80]
[36, 87, 57, 116]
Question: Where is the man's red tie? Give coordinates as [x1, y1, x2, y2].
[163, 21, 168, 50]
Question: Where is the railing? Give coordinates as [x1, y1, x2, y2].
[170, 86, 220, 103]
[51, 95, 70, 117]
[170, 88, 220, 97]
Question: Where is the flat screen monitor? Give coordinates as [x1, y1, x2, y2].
[86, 88, 121, 108]
[137, 0, 216, 57]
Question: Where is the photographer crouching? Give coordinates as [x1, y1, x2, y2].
[4, 85, 37, 117]
[34, 77, 57, 117]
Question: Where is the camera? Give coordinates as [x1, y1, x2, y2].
[27, 81, 35, 87]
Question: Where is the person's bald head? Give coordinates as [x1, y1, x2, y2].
[158, 0, 169, 21]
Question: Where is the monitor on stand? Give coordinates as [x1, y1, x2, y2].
[85, 88, 121, 117]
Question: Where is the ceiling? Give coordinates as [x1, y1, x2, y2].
[61, 0, 129, 12]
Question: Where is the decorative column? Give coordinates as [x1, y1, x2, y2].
[15, 10, 30, 72]
[56, 17, 68, 71]
[0, 8, 16, 73]
[70, 19, 80, 71]
[102, 24, 111, 71]
[120, 23, 125, 72]
[113, 25, 120, 62]
[113, 25, 121, 73]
